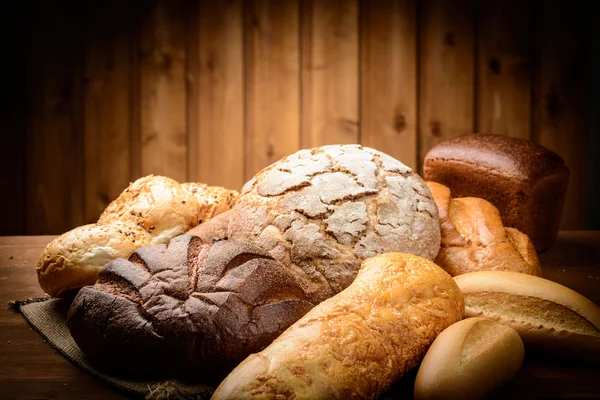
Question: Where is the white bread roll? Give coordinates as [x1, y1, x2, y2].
[455, 271, 600, 364]
[212, 253, 464, 399]
[36, 222, 151, 297]
[414, 317, 524, 400]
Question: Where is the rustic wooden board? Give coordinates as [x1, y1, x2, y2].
[25, 0, 85, 234]
[139, 0, 188, 182]
[360, 0, 418, 170]
[534, 0, 590, 229]
[301, 0, 359, 148]
[418, 0, 475, 172]
[244, 0, 300, 179]
[83, 0, 136, 223]
[190, 0, 245, 189]
[476, 0, 533, 140]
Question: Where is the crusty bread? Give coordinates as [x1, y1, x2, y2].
[229, 145, 441, 303]
[185, 210, 231, 243]
[99, 175, 200, 244]
[423, 134, 569, 251]
[212, 253, 464, 399]
[414, 318, 524, 400]
[36, 222, 151, 297]
[67, 236, 314, 384]
[455, 271, 600, 364]
[427, 181, 541, 277]
[181, 182, 239, 224]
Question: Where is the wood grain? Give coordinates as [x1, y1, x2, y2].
[244, 0, 300, 179]
[25, 0, 85, 234]
[360, 0, 418, 170]
[83, 0, 136, 223]
[418, 0, 475, 171]
[534, 0, 590, 229]
[301, 0, 359, 147]
[476, 0, 533, 140]
[139, 0, 187, 182]
[190, 0, 245, 189]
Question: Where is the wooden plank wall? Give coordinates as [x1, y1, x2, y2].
[2, 0, 594, 235]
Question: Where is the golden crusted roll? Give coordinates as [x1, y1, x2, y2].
[427, 181, 541, 277]
[180, 182, 239, 224]
[212, 253, 464, 399]
[455, 271, 600, 364]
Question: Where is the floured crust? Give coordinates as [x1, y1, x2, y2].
[99, 175, 200, 244]
[229, 145, 441, 303]
[181, 182, 239, 223]
[414, 318, 524, 400]
[212, 253, 464, 399]
[427, 182, 541, 277]
[36, 222, 151, 297]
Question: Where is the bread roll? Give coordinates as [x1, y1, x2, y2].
[212, 253, 464, 399]
[181, 182, 239, 224]
[427, 181, 541, 277]
[229, 144, 441, 303]
[414, 318, 524, 400]
[99, 175, 200, 244]
[67, 236, 314, 384]
[186, 209, 231, 243]
[423, 133, 569, 251]
[36, 222, 151, 297]
[455, 271, 600, 364]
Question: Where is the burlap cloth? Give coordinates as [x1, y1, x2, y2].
[10, 297, 214, 400]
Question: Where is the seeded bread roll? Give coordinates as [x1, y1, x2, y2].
[212, 253, 464, 399]
[67, 236, 314, 384]
[181, 182, 239, 224]
[426, 181, 541, 277]
[36, 222, 151, 297]
[455, 271, 600, 364]
[99, 175, 200, 244]
[229, 144, 441, 303]
[423, 134, 569, 252]
[414, 318, 524, 400]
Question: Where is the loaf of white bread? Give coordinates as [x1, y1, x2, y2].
[455, 271, 600, 364]
[212, 252, 464, 399]
[37, 175, 239, 297]
[414, 317, 524, 400]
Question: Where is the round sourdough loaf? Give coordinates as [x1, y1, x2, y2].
[229, 144, 441, 303]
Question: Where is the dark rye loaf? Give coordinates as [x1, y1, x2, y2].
[423, 134, 569, 252]
[67, 235, 314, 384]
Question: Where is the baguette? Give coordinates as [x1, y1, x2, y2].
[414, 317, 524, 400]
[455, 271, 600, 363]
[212, 252, 464, 399]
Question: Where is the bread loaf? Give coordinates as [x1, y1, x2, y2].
[423, 133, 569, 252]
[414, 318, 524, 400]
[229, 144, 441, 303]
[427, 181, 541, 277]
[455, 271, 600, 364]
[36, 223, 151, 297]
[212, 253, 464, 399]
[185, 210, 231, 243]
[67, 236, 314, 384]
[37, 175, 239, 297]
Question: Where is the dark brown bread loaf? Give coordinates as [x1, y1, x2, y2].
[67, 235, 314, 384]
[423, 134, 569, 252]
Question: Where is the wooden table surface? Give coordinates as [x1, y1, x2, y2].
[1, 232, 599, 399]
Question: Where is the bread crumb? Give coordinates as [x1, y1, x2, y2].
[7, 340, 11, 344]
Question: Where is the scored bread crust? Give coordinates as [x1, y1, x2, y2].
[426, 182, 541, 277]
[229, 145, 441, 303]
[67, 235, 314, 384]
[455, 271, 600, 363]
[36, 222, 151, 297]
[99, 175, 200, 244]
[212, 252, 464, 400]
[414, 317, 524, 400]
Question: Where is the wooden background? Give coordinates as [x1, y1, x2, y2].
[1, 0, 596, 235]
